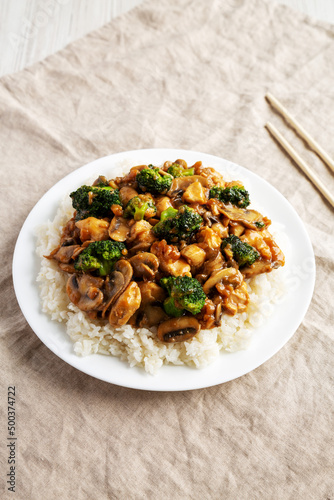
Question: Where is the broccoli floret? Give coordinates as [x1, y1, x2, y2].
[160, 207, 178, 221]
[255, 221, 265, 229]
[70, 185, 122, 220]
[160, 276, 206, 316]
[74, 240, 126, 276]
[136, 165, 172, 194]
[123, 195, 157, 221]
[167, 163, 194, 178]
[209, 186, 250, 208]
[153, 206, 203, 242]
[221, 235, 259, 268]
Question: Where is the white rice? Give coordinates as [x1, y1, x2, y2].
[36, 165, 287, 375]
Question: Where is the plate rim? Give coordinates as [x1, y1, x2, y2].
[12, 148, 316, 391]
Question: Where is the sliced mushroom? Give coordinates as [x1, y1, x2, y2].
[46, 244, 81, 263]
[108, 216, 130, 242]
[217, 204, 270, 230]
[66, 274, 104, 311]
[119, 186, 138, 206]
[196, 249, 225, 283]
[58, 263, 76, 273]
[75, 217, 109, 242]
[168, 176, 209, 196]
[101, 259, 133, 317]
[129, 252, 159, 279]
[157, 317, 200, 343]
[203, 268, 243, 294]
[109, 281, 141, 326]
[127, 220, 156, 253]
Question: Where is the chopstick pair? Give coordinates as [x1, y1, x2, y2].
[265, 92, 334, 208]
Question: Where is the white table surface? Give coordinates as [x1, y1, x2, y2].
[1, 0, 334, 77]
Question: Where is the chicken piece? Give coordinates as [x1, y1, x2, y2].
[211, 222, 228, 239]
[108, 216, 130, 242]
[75, 217, 109, 242]
[193, 163, 225, 187]
[242, 229, 285, 265]
[167, 259, 192, 277]
[215, 280, 249, 315]
[241, 229, 272, 260]
[181, 244, 206, 269]
[196, 227, 222, 257]
[241, 229, 285, 277]
[155, 196, 173, 217]
[108, 281, 141, 326]
[182, 181, 207, 204]
[138, 282, 166, 307]
[262, 230, 285, 268]
[229, 222, 245, 237]
[151, 240, 191, 277]
[196, 298, 216, 330]
[241, 260, 274, 278]
[127, 220, 157, 253]
[119, 186, 138, 206]
[224, 180, 244, 188]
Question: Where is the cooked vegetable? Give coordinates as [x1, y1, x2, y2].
[153, 206, 203, 242]
[108, 281, 141, 326]
[66, 274, 104, 311]
[70, 185, 122, 220]
[160, 207, 178, 220]
[221, 234, 260, 267]
[160, 276, 206, 316]
[167, 163, 194, 178]
[157, 316, 200, 343]
[123, 195, 156, 220]
[74, 240, 126, 276]
[209, 186, 250, 208]
[136, 165, 172, 194]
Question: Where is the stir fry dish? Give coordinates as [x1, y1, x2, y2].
[45, 160, 285, 343]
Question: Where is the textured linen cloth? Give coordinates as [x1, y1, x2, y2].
[1, 0, 333, 498]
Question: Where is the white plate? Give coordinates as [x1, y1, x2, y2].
[12, 149, 315, 391]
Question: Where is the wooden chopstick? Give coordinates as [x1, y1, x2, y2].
[266, 92, 334, 175]
[265, 121, 334, 208]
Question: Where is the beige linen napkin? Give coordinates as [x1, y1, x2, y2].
[1, 0, 333, 498]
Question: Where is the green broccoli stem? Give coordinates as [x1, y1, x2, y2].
[134, 202, 149, 221]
